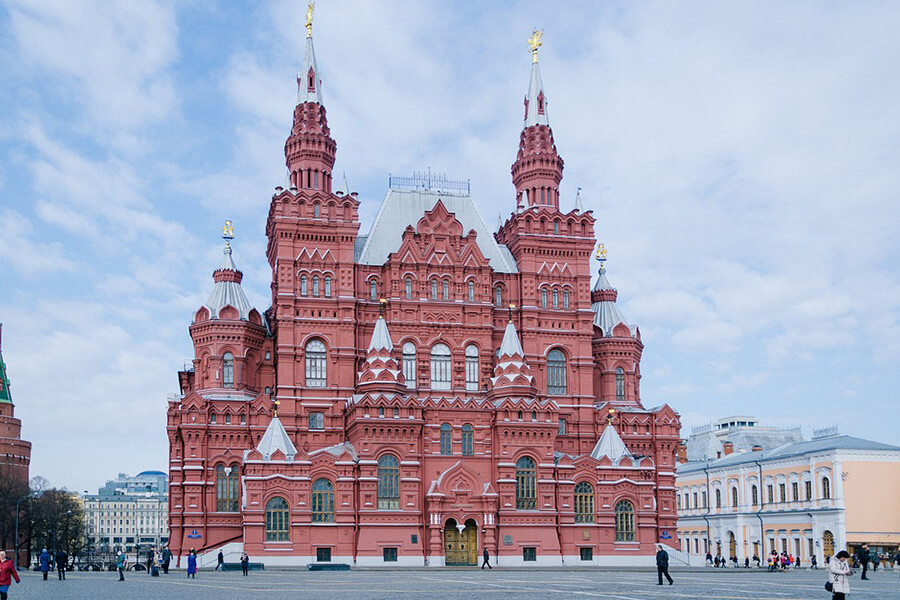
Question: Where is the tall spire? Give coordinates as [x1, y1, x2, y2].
[356, 313, 406, 394]
[511, 29, 563, 211]
[0, 324, 12, 404]
[489, 319, 536, 397]
[297, 2, 322, 105]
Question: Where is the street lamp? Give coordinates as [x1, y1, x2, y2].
[13, 492, 36, 569]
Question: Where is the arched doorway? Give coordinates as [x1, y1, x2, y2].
[444, 518, 477, 565]
[728, 531, 737, 560]
[823, 531, 834, 557]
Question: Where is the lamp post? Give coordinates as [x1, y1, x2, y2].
[13, 492, 34, 568]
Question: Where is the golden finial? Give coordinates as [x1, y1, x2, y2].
[222, 219, 234, 244]
[305, 2, 315, 38]
[527, 29, 543, 63]
[507, 303, 517, 323]
[595, 242, 607, 261]
[379, 298, 387, 316]
[272, 398, 280, 418]
[607, 407, 616, 425]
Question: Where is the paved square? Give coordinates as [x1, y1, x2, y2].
[6, 567, 898, 599]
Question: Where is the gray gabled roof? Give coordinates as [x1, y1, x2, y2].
[356, 189, 517, 273]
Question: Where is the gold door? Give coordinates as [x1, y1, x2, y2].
[823, 531, 834, 556]
[444, 519, 477, 565]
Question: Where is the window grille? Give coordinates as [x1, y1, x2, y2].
[440, 423, 452, 455]
[305, 340, 327, 387]
[468, 280, 475, 302]
[541, 288, 548, 308]
[430, 344, 451, 390]
[495, 286, 502, 307]
[402, 342, 416, 389]
[312, 276, 320, 297]
[431, 280, 438, 300]
[405, 278, 412, 299]
[216, 464, 240, 512]
[464, 345, 479, 391]
[309, 411, 324, 430]
[369, 280, 377, 301]
[615, 367, 625, 400]
[300, 275, 308, 296]
[461, 424, 473, 455]
[547, 349, 567, 395]
[515, 456, 536, 509]
[312, 479, 334, 522]
[574, 481, 594, 523]
[223, 353, 234, 388]
[614, 500, 635, 542]
[324, 276, 332, 297]
[442, 280, 449, 300]
[266, 497, 289, 541]
[377, 455, 400, 509]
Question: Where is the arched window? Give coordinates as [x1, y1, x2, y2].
[715, 489, 722, 508]
[615, 367, 625, 401]
[547, 349, 567, 395]
[431, 279, 438, 300]
[442, 279, 449, 300]
[563, 290, 570, 309]
[377, 454, 400, 510]
[574, 481, 594, 523]
[515, 456, 536, 510]
[495, 286, 503, 307]
[369, 280, 378, 301]
[324, 276, 332, 297]
[216, 464, 240, 512]
[731, 487, 738, 507]
[461, 424, 474, 456]
[751, 485, 759, 506]
[430, 344, 451, 390]
[402, 342, 416, 389]
[541, 288, 548, 308]
[467, 280, 475, 302]
[465, 344, 479, 391]
[265, 497, 289, 541]
[553, 221, 558, 234]
[440, 423, 452, 455]
[312, 478, 334, 522]
[313, 202, 320, 218]
[305, 340, 327, 387]
[405, 278, 413, 299]
[614, 500, 635, 542]
[300, 275, 308, 296]
[222, 352, 234, 388]
[822, 477, 831, 499]
[552, 289, 559, 309]
[312, 275, 320, 297]
[210, 412, 217, 424]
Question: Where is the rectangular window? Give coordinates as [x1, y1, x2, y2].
[316, 547, 331, 562]
[701, 491, 707, 508]
[579, 547, 593, 561]
[805, 481, 812, 500]
[430, 354, 451, 390]
[791, 482, 799, 501]
[402, 349, 416, 389]
[465, 355, 479, 391]
[309, 412, 324, 430]
[558, 418, 566, 435]
[383, 548, 398, 562]
[693, 492, 698, 508]
[523, 547, 537, 562]
[779, 483, 786, 503]
[767, 485, 774, 504]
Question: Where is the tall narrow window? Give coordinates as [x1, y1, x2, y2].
[300, 275, 308, 296]
[401, 342, 416, 389]
[805, 481, 812, 500]
[431, 279, 438, 300]
[574, 482, 594, 523]
[312, 479, 334, 522]
[216, 464, 240, 512]
[495, 286, 503, 307]
[313, 171, 319, 190]
[314, 202, 320, 218]
[731, 487, 738, 507]
[553, 221, 559, 234]
[515, 456, 536, 510]
[369, 280, 378, 301]
[715, 489, 721, 508]
[467, 280, 475, 302]
[563, 290, 570, 309]
[541, 288, 548, 308]
[312, 275, 320, 297]
[751, 485, 759, 506]
[442, 280, 449, 300]
[430, 344, 451, 390]
[614, 500, 635, 542]
[324, 276, 332, 297]
[552, 289, 559, 309]
[615, 367, 625, 401]
[547, 349, 567, 395]
[265, 497, 289, 541]
[461, 424, 473, 456]
[822, 477, 831, 499]
[305, 339, 327, 387]
[440, 423, 452, 455]
[405, 278, 413, 299]
[377, 454, 400, 510]
[222, 353, 234, 388]
[464, 344, 479, 391]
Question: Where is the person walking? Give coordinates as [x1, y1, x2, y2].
[38, 549, 50, 580]
[828, 550, 853, 600]
[240, 552, 249, 576]
[146, 547, 153, 575]
[161, 546, 171, 574]
[656, 544, 673, 585]
[0, 551, 21, 600]
[811, 554, 818, 569]
[481, 547, 492, 569]
[705, 551, 713, 567]
[55, 549, 67, 580]
[116, 551, 126, 581]
[215, 549, 224, 571]
[187, 548, 197, 579]
[856, 544, 870, 580]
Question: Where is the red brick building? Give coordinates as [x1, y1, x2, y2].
[167, 19, 680, 567]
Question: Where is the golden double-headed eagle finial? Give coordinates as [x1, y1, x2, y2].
[273, 398, 280, 418]
[596, 242, 607, 262]
[527, 29, 543, 63]
[222, 219, 234, 240]
[305, 2, 315, 38]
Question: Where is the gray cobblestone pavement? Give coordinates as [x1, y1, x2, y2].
[5, 567, 898, 599]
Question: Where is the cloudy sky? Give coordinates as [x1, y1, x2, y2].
[1, 0, 899, 493]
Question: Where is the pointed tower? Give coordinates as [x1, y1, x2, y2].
[510, 29, 564, 210]
[590, 422, 633, 464]
[356, 313, 406, 394]
[590, 247, 643, 405]
[0, 323, 31, 493]
[256, 414, 298, 461]
[489, 320, 536, 398]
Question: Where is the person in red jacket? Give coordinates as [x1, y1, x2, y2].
[0, 550, 21, 600]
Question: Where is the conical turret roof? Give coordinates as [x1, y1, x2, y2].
[357, 316, 405, 393]
[256, 416, 297, 461]
[591, 423, 632, 463]
[201, 241, 255, 322]
[490, 320, 535, 395]
[591, 265, 634, 337]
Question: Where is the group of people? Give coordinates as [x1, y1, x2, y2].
[214, 549, 251, 575]
[35, 548, 68, 580]
[116, 545, 172, 581]
[765, 550, 805, 571]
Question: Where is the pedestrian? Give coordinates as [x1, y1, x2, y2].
[828, 550, 853, 600]
[161, 546, 171, 574]
[240, 552, 249, 576]
[55, 549, 67, 580]
[150, 548, 160, 577]
[856, 544, 870, 580]
[870, 551, 878, 572]
[656, 544, 673, 586]
[744, 557, 749, 568]
[811, 554, 818, 569]
[705, 551, 713, 567]
[38, 549, 50, 580]
[481, 547, 492, 569]
[215, 549, 224, 571]
[116, 551, 126, 581]
[0, 550, 21, 600]
[752, 553, 760, 568]
[187, 548, 197, 578]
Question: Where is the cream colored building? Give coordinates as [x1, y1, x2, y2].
[676, 428, 900, 565]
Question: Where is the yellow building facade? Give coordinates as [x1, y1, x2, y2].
[675, 432, 900, 565]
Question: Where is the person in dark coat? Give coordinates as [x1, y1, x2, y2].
[240, 552, 249, 576]
[215, 549, 224, 571]
[116, 552, 126, 581]
[55, 550, 66, 580]
[481, 547, 491, 569]
[811, 554, 818, 569]
[161, 546, 171, 574]
[186, 549, 197, 578]
[656, 544, 673, 585]
[38, 549, 50, 580]
[147, 547, 154, 575]
[856, 544, 870, 580]
[0, 550, 21, 600]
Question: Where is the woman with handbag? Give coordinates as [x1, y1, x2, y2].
[828, 550, 853, 599]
